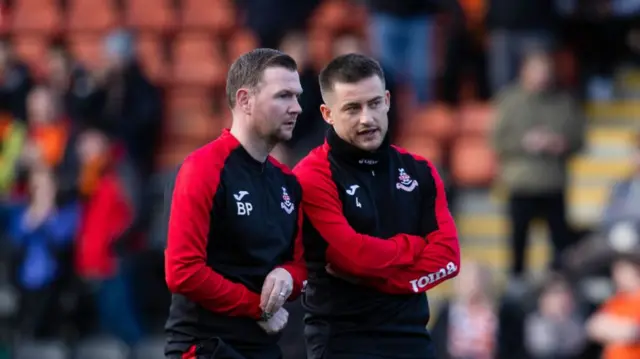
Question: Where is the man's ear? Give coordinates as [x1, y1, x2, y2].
[320, 104, 334, 125]
[384, 90, 391, 111]
[236, 88, 251, 114]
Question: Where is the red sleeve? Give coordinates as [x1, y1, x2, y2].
[164, 149, 262, 320]
[277, 204, 307, 301]
[364, 157, 461, 294]
[294, 155, 427, 279]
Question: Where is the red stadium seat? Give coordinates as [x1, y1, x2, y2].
[171, 32, 226, 87]
[135, 33, 169, 83]
[13, 35, 48, 74]
[125, 0, 175, 33]
[179, 0, 236, 35]
[67, 34, 104, 69]
[450, 136, 497, 187]
[11, 0, 62, 35]
[396, 136, 444, 165]
[458, 102, 495, 136]
[410, 104, 457, 143]
[227, 29, 259, 62]
[66, 0, 119, 33]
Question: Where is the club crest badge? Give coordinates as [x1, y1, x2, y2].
[396, 168, 418, 192]
[281, 187, 295, 214]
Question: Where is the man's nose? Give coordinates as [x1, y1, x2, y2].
[289, 99, 302, 114]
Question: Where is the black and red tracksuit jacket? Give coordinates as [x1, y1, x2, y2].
[293, 128, 461, 359]
[164, 129, 307, 358]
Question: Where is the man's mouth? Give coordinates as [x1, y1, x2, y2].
[357, 128, 379, 136]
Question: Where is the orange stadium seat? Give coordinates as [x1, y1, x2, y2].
[310, 0, 368, 35]
[171, 32, 226, 87]
[180, 0, 236, 34]
[458, 102, 495, 136]
[125, 0, 175, 33]
[410, 104, 457, 143]
[396, 136, 443, 165]
[135, 33, 168, 83]
[307, 29, 334, 72]
[66, 0, 119, 33]
[68, 34, 103, 69]
[12, 35, 48, 74]
[450, 136, 497, 187]
[165, 87, 217, 139]
[156, 144, 197, 170]
[11, 0, 62, 35]
[227, 29, 259, 62]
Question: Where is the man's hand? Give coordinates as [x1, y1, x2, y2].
[260, 268, 293, 314]
[522, 129, 549, 154]
[257, 307, 289, 335]
[325, 264, 361, 285]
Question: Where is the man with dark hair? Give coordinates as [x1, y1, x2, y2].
[164, 48, 307, 359]
[294, 53, 461, 359]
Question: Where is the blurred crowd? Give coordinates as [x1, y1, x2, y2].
[0, 0, 638, 358]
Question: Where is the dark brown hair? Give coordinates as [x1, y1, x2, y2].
[226, 48, 297, 108]
[318, 53, 385, 100]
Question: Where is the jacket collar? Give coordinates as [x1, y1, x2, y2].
[325, 127, 390, 170]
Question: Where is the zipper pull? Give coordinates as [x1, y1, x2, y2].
[371, 170, 375, 176]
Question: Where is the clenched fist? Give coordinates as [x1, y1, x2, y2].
[260, 267, 293, 314]
[257, 307, 289, 335]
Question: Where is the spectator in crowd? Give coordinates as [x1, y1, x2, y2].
[21, 86, 71, 171]
[566, 133, 640, 278]
[74, 129, 144, 346]
[366, 0, 439, 104]
[0, 112, 26, 196]
[587, 253, 640, 359]
[440, 0, 490, 104]
[0, 38, 33, 121]
[432, 262, 499, 359]
[277, 31, 325, 167]
[486, 0, 557, 94]
[491, 49, 585, 277]
[45, 41, 92, 126]
[81, 29, 162, 180]
[524, 275, 587, 359]
[5, 86, 81, 339]
[241, 0, 321, 48]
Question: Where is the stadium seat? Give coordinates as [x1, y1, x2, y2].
[125, 0, 175, 33]
[450, 136, 497, 187]
[135, 33, 168, 83]
[310, 0, 368, 35]
[73, 337, 129, 359]
[165, 87, 217, 139]
[171, 32, 226, 86]
[14, 340, 69, 359]
[307, 29, 334, 71]
[66, 0, 119, 33]
[132, 336, 164, 359]
[227, 29, 259, 63]
[396, 136, 444, 165]
[179, 0, 236, 34]
[12, 35, 48, 74]
[410, 104, 457, 143]
[458, 102, 495, 136]
[11, 0, 62, 35]
[67, 34, 103, 69]
[156, 144, 198, 170]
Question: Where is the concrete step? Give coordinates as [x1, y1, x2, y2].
[586, 101, 640, 123]
[570, 156, 633, 179]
